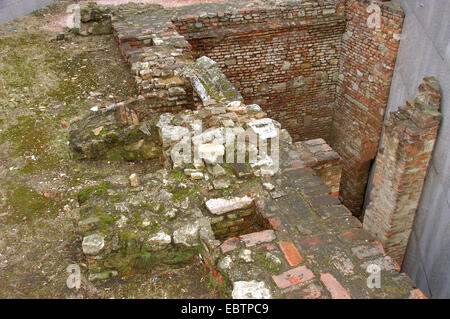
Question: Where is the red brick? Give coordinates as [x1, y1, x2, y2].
[319, 273, 351, 299]
[220, 237, 241, 254]
[272, 266, 315, 289]
[240, 230, 276, 247]
[363, 77, 441, 264]
[279, 241, 303, 266]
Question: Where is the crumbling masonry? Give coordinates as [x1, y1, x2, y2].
[66, 1, 437, 299]
[363, 77, 441, 266]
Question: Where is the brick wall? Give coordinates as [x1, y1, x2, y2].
[330, 0, 404, 215]
[210, 205, 270, 241]
[363, 77, 441, 265]
[174, 1, 345, 141]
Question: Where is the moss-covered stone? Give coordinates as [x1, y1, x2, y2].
[77, 181, 113, 204]
[69, 109, 162, 161]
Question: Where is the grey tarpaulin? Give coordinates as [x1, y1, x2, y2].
[364, 0, 450, 298]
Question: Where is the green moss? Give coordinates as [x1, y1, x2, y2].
[98, 213, 116, 226]
[137, 247, 200, 269]
[256, 251, 282, 274]
[206, 269, 232, 299]
[170, 169, 185, 180]
[110, 193, 125, 203]
[169, 185, 199, 201]
[105, 246, 202, 276]
[224, 164, 235, 178]
[151, 220, 160, 232]
[77, 181, 112, 204]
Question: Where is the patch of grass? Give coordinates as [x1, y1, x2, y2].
[0, 115, 61, 173]
[47, 51, 99, 104]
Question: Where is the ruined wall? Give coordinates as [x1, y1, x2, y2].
[174, 1, 345, 141]
[363, 77, 441, 266]
[331, 0, 404, 215]
[112, 6, 197, 114]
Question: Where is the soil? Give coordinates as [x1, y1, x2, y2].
[0, 0, 221, 298]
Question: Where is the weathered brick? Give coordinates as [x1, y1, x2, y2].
[298, 234, 335, 250]
[331, 0, 404, 216]
[279, 240, 303, 266]
[351, 243, 384, 260]
[363, 78, 441, 265]
[268, 217, 282, 231]
[307, 194, 341, 208]
[220, 237, 241, 254]
[240, 230, 276, 247]
[320, 273, 351, 299]
[272, 266, 315, 289]
[360, 256, 400, 272]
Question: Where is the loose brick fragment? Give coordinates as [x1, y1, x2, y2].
[205, 196, 253, 215]
[268, 217, 282, 230]
[320, 273, 351, 299]
[220, 237, 241, 254]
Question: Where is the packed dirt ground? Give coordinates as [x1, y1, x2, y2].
[0, 0, 224, 298]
